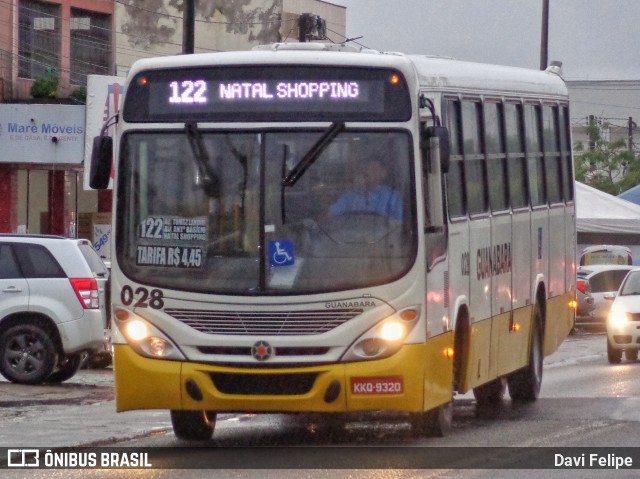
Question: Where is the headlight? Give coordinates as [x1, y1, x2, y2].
[608, 309, 631, 328]
[342, 306, 420, 361]
[114, 308, 185, 360]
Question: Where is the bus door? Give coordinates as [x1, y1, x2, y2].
[484, 100, 513, 377]
[505, 101, 532, 371]
[525, 103, 550, 331]
[543, 104, 573, 349]
[457, 99, 493, 389]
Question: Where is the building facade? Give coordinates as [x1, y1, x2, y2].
[0, 0, 346, 238]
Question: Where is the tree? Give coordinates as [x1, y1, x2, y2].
[574, 120, 638, 195]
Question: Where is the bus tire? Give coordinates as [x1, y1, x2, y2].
[410, 400, 453, 437]
[508, 306, 543, 402]
[170, 410, 217, 440]
[473, 377, 506, 407]
[624, 349, 638, 361]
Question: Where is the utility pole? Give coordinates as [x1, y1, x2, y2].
[629, 117, 636, 152]
[183, 0, 195, 54]
[540, 0, 549, 70]
[588, 115, 596, 150]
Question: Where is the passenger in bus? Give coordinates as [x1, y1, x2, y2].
[328, 157, 403, 219]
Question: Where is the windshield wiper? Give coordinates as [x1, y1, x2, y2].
[282, 121, 345, 187]
[185, 122, 219, 197]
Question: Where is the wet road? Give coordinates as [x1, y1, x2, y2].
[3, 331, 640, 478]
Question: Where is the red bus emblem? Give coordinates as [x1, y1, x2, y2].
[251, 340, 273, 361]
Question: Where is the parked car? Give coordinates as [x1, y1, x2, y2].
[575, 264, 636, 328]
[83, 258, 112, 369]
[576, 275, 595, 324]
[0, 235, 109, 384]
[606, 268, 640, 363]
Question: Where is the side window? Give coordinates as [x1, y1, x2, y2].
[590, 270, 632, 293]
[445, 99, 466, 218]
[525, 103, 546, 206]
[78, 243, 108, 277]
[0, 244, 23, 279]
[558, 105, 574, 202]
[462, 100, 487, 215]
[485, 101, 508, 212]
[504, 102, 528, 209]
[543, 104, 562, 204]
[14, 244, 66, 279]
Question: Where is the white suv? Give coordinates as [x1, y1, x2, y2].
[0, 235, 109, 384]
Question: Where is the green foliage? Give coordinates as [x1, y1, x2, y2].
[30, 76, 58, 99]
[574, 121, 638, 195]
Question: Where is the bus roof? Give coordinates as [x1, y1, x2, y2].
[126, 42, 568, 99]
[126, 43, 414, 77]
[407, 55, 568, 98]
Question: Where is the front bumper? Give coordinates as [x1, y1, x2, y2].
[114, 332, 453, 415]
[607, 322, 640, 350]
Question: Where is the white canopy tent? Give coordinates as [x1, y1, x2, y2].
[575, 182, 640, 264]
[576, 182, 640, 234]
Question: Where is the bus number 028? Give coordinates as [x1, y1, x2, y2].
[121, 285, 164, 309]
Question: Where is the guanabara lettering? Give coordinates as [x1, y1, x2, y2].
[325, 300, 376, 309]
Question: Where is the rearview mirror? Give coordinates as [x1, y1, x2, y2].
[89, 136, 113, 189]
[422, 126, 450, 174]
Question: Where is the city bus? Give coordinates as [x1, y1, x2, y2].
[90, 42, 576, 440]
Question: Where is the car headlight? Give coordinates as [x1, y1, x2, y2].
[342, 306, 420, 361]
[608, 309, 631, 328]
[114, 308, 185, 360]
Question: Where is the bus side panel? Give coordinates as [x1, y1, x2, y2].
[544, 292, 574, 357]
[548, 204, 566, 306]
[490, 212, 513, 379]
[511, 209, 532, 321]
[496, 306, 532, 377]
[565, 205, 576, 312]
[463, 317, 492, 391]
[113, 345, 182, 412]
[531, 206, 549, 299]
[468, 216, 492, 387]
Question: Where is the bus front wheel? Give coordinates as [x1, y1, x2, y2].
[170, 410, 217, 440]
[410, 400, 453, 437]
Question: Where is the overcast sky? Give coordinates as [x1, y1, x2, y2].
[329, 0, 640, 80]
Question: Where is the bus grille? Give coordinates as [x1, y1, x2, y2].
[164, 308, 362, 335]
[210, 372, 318, 395]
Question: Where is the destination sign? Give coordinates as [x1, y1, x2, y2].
[123, 66, 411, 122]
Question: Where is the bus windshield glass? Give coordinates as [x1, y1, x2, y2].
[117, 128, 416, 294]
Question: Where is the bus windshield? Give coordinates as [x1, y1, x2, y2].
[117, 128, 416, 294]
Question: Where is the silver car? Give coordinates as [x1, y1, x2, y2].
[575, 264, 636, 328]
[0, 235, 108, 384]
[606, 268, 640, 363]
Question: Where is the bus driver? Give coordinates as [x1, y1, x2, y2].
[329, 157, 403, 220]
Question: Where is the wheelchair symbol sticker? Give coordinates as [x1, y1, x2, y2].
[268, 240, 295, 267]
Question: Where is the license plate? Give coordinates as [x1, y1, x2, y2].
[350, 376, 404, 395]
